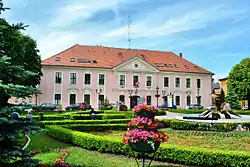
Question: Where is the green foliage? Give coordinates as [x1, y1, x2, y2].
[228, 58, 250, 108]
[100, 96, 112, 110]
[46, 125, 250, 167]
[226, 85, 241, 109]
[63, 124, 127, 132]
[167, 108, 204, 114]
[70, 114, 127, 120]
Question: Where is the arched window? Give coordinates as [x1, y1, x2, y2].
[119, 95, 125, 104]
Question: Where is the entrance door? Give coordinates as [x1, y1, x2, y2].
[130, 95, 139, 109]
[162, 96, 168, 106]
[69, 94, 76, 105]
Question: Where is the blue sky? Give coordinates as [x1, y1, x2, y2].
[2, 0, 250, 81]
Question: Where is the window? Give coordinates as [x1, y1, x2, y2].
[186, 78, 191, 88]
[71, 58, 75, 62]
[146, 96, 151, 105]
[69, 94, 76, 105]
[55, 94, 61, 105]
[22, 98, 26, 104]
[175, 78, 180, 88]
[119, 75, 125, 87]
[187, 96, 191, 106]
[119, 95, 125, 104]
[98, 95, 104, 105]
[197, 96, 201, 105]
[176, 96, 180, 105]
[55, 57, 60, 62]
[133, 75, 139, 86]
[99, 74, 105, 85]
[55, 72, 62, 84]
[197, 79, 201, 88]
[85, 74, 91, 84]
[164, 77, 169, 87]
[70, 73, 76, 84]
[84, 94, 90, 104]
[146, 76, 152, 87]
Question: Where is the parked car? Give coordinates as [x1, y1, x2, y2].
[158, 104, 177, 109]
[185, 104, 204, 110]
[33, 103, 57, 111]
[65, 102, 91, 111]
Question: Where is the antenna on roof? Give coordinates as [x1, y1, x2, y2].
[128, 15, 132, 50]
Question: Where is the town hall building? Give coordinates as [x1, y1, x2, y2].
[38, 44, 213, 109]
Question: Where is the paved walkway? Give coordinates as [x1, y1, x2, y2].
[156, 111, 250, 123]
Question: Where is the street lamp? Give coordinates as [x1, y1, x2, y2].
[96, 88, 102, 109]
[155, 86, 160, 107]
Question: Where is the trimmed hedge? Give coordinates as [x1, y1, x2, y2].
[167, 109, 204, 114]
[32, 115, 65, 121]
[39, 119, 131, 128]
[64, 124, 127, 132]
[70, 114, 127, 120]
[46, 125, 250, 167]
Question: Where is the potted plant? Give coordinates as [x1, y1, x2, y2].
[122, 129, 168, 153]
[133, 105, 159, 119]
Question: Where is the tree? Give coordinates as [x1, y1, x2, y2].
[227, 58, 250, 109]
[0, 2, 41, 166]
[0, 17, 42, 108]
[225, 85, 241, 110]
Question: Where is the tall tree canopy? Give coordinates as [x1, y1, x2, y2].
[0, 17, 42, 107]
[227, 58, 250, 109]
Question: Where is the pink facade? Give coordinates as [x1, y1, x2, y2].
[38, 57, 213, 109]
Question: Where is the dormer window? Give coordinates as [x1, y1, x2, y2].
[155, 64, 160, 67]
[169, 64, 173, 68]
[71, 58, 75, 62]
[55, 57, 60, 62]
[93, 60, 97, 63]
[174, 64, 179, 68]
[185, 65, 189, 69]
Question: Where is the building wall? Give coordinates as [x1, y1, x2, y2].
[8, 95, 37, 105]
[219, 79, 227, 96]
[38, 64, 213, 109]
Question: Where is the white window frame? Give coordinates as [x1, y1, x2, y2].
[119, 74, 126, 88]
[84, 72, 92, 85]
[196, 78, 202, 89]
[175, 95, 181, 106]
[145, 75, 153, 88]
[175, 77, 181, 88]
[132, 74, 140, 87]
[68, 93, 77, 105]
[163, 76, 169, 88]
[69, 72, 77, 85]
[83, 94, 91, 104]
[186, 95, 191, 106]
[98, 73, 105, 85]
[54, 71, 63, 84]
[186, 77, 191, 88]
[54, 93, 62, 105]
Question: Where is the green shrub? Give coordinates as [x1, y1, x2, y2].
[102, 114, 126, 120]
[233, 110, 250, 115]
[170, 120, 199, 130]
[155, 110, 166, 116]
[70, 114, 126, 120]
[46, 125, 250, 167]
[63, 124, 127, 132]
[32, 115, 65, 121]
[168, 109, 204, 114]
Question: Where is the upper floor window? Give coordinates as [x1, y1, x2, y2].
[85, 73, 91, 85]
[197, 79, 201, 88]
[70, 73, 76, 84]
[146, 76, 152, 87]
[99, 74, 105, 85]
[175, 78, 180, 88]
[55, 72, 62, 84]
[164, 77, 169, 87]
[133, 75, 139, 87]
[119, 75, 125, 87]
[186, 78, 191, 88]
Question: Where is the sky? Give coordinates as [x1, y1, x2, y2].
[2, 0, 250, 81]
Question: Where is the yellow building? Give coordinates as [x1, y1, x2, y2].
[8, 95, 37, 105]
[219, 77, 228, 96]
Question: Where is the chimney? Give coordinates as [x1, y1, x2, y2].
[179, 53, 183, 58]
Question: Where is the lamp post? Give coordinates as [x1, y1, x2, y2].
[96, 88, 102, 110]
[155, 86, 160, 107]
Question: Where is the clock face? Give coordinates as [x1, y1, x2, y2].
[134, 64, 139, 68]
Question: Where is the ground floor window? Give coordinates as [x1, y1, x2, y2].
[175, 96, 180, 106]
[84, 94, 90, 104]
[197, 96, 201, 106]
[146, 96, 151, 105]
[119, 95, 125, 104]
[55, 94, 61, 105]
[187, 95, 191, 106]
[98, 95, 104, 105]
[69, 94, 76, 105]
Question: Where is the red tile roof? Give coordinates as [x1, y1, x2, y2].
[42, 45, 213, 75]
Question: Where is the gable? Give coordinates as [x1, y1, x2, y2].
[113, 56, 159, 72]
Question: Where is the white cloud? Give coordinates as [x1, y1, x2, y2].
[213, 72, 229, 82]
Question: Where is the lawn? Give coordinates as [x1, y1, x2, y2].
[27, 132, 183, 167]
[91, 129, 250, 152]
